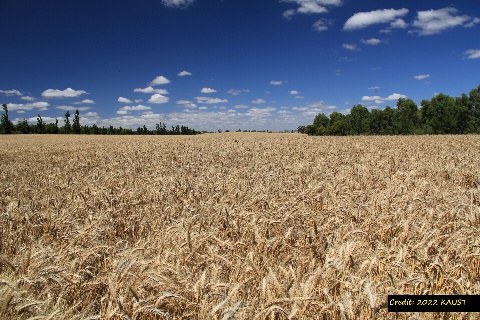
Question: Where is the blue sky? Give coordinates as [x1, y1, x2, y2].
[1, 0, 479, 131]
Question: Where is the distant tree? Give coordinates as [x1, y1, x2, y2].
[1, 104, 13, 134]
[313, 113, 330, 135]
[349, 104, 371, 135]
[329, 112, 347, 135]
[72, 109, 81, 134]
[64, 111, 71, 134]
[396, 98, 419, 134]
[297, 126, 306, 133]
[16, 119, 30, 134]
[36, 114, 44, 133]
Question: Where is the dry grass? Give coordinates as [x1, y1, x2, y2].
[0, 133, 479, 319]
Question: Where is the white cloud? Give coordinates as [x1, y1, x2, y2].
[162, 0, 194, 9]
[118, 97, 132, 103]
[135, 99, 143, 103]
[413, 7, 477, 35]
[21, 96, 35, 101]
[150, 76, 171, 86]
[198, 106, 208, 110]
[0, 89, 22, 96]
[195, 97, 228, 104]
[227, 89, 250, 96]
[344, 8, 409, 31]
[282, 0, 343, 19]
[83, 112, 99, 117]
[234, 104, 249, 109]
[119, 105, 151, 111]
[283, 9, 296, 20]
[464, 49, 480, 59]
[7, 101, 50, 111]
[361, 95, 382, 101]
[117, 110, 128, 115]
[342, 43, 359, 51]
[386, 93, 407, 100]
[178, 70, 192, 76]
[75, 99, 95, 104]
[252, 99, 266, 104]
[41, 88, 87, 98]
[148, 94, 169, 104]
[362, 93, 407, 103]
[361, 38, 381, 45]
[289, 90, 300, 95]
[297, 1, 328, 14]
[390, 18, 408, 29]
[270, 80, 283, 85]
[56, 106, 91, 111]
[368, 86, 380, 90]
[134, 86, 169, 94]
[201, 87, 217, 93]
[312, 18, 333, 31]
[176, 100, 197, 109]
[414, 74, 430, 80]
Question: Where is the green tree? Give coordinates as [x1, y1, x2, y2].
[329, 112, 347, 135]
[313, 113, 330, 135]
[72, 109, 81, 134]
[369, 109, 383, 135]
[349, 104, 370, 135]
[36, 114, 44, 133]
[16, 119, 30, 134]
[1, 104, 13, 134]
[64, 111, 71, 133]
[396, 98, 419, 134]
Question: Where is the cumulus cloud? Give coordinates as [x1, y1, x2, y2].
[75, 99, 95, 104]
[344, 8, 409, 31]
[289, 90, 300, 95]
[195, 97, 228, 104]
[252, 99, 266, 104]
[412, 7, 478, 35]
[270, 80, 283, 85]
[201, 87, 217, 93]
[118, 97, 132, 103]
[177, 70, 192, 76]
[463, 49, 480, 59]
[148, 94, 169, 104]
[291, 100, 337, 117]
[176, 100, 197, 109]
[282, 0, 343, 19]
[134, 86, 169, 94]
[234, 104, 249, 109]
[56, 106, 91, 111]
[227, 89, 249, 96]
[162, 0, 194, 9]
[21, 96, 36, 101]
[414, 74, 430, 80]
[119, 105, 151, 111]
[7, 102, 50, 111]
[368, 86, 380, 90]
[312, 18, 333, 31]
[41, 88, 87, 98]
[342, 43, 359, 51]
[361, 38, 381, 45]
[0, 89, 22, 96]
[362, 93, 407, 104]
[150, 76, 171, 86]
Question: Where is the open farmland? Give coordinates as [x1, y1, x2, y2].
[1, 134, 479, 319]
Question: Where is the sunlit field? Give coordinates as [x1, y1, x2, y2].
[1, 133, 479, 319]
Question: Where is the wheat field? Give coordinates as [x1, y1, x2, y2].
[0, 133, 479, 319]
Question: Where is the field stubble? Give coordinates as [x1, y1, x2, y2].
[0, 133, 479, 319]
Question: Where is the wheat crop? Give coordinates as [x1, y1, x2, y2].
[0, 133, 479, 319]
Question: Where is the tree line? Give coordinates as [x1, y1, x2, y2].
[304, 85, 480, 135]
[0, 106, 198, 135]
